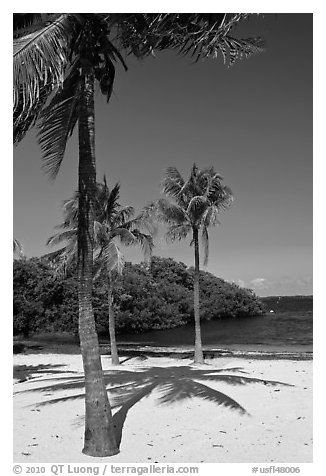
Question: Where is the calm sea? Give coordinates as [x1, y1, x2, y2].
[116, 311, 313, 353]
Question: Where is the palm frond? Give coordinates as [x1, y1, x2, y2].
[156, 199, 189, 225]
[197, 168, 224, 199]
[13, 14, 78, 142]
[162, 166, 186, 205]
[13, 238, 24, 258]
[37, 68, 80, 179]
[93, 221, 111, 250]
[165, 224, 192, 243]
[96, 240, 125, 275]
[111, 227, 137, 246]
[14, 14, 47, 38]
[208, 180, 233, 208]
[129, 229, 154, 261]
[186, 196, 209, 223]
[96, 179, 121, 221]
[14, 84, 49, 144]
[180, 163, 201, 200]
[43, 241, 78, 276]
[13, 14, 65, 39]
[114, 206, 135, 227]
[61, 195, 79, 227]
[202, 205, 221, 228]
[46, 229, 77, 247]
[114, 13, 264, 66]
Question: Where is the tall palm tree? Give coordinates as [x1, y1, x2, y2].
[14, 13, 263, 455]
[14, 14, 127, 457]
[47, 178, 153, 365]
[146, 165, 233, 364]
[94, 179, 153, 365]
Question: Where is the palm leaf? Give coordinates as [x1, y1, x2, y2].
[97, 240, 125, 275]
[202, 205, 221, 228]
[96, 179, 121, 222]
[37, 68, 80, 179]
[60, 195, 79, 227]
[46, 229, 77, 247]
[114, 207, 136, 227]
[43, 242, 78, 276]
[129, 229, 154, 261]
[186, 196, 209, 222]
[115, 13, 264, 66]
[209, 183, 234, 209]
[13, 14, 78, 142]
[162, 166, 186, 204]
[165, 224, 192, 243]
[156, 199, 189, 225]
[111, 228, 137, 246]
[14, 84, 49, 144]
[13, 238, 24, 258]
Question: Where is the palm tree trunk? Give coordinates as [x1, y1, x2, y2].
[78, 68, 119, 457]
[193, 227, 204, 364]
[108, 273, 120, 365]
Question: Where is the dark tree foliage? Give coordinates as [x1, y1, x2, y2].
[13, 256, 264, 336]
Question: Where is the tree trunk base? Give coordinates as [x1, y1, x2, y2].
[193, 358, 205, 365]
[82, 428, 120, 457]
[82, 447, 120, 457]
[194, 348, 205, 365]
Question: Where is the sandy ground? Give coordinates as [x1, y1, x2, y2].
[13, 353, 312, 463]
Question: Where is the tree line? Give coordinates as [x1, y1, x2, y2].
[13, 256, 265, 338]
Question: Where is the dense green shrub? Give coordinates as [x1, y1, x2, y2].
[13, 255, 264, 336]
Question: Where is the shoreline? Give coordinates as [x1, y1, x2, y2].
[14, 338, 313, 361]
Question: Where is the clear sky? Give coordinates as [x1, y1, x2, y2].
[13, 13, 312, 297]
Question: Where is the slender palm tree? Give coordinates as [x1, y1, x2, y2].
[14, 14, 127, 457]
[146, 165, 233, 364]
[94, 179, 153, 365]
[14, 13, 263, 455]
[47, 178, 153, 365]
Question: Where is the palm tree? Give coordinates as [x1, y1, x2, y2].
[47, 178, 153, 366]
[146, 165, 233, 364]
[14, 13, 263, 455]
[14, 14, 127, 457]
[94, 179, 153, 365]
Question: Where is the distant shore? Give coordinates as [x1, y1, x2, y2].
[14, 334, 313, 361]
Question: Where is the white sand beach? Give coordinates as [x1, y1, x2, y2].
[13, 353, 312, 463]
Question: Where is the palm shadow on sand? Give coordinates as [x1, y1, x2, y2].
[13, 363, 76, 383]
[15, 364, 293, 448]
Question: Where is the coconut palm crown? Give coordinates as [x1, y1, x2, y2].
[151, 164, 233, 264]
[47, 177, 154, 365]
[47, 177, 153, 272]
[14, 13, 264, 151]
[146, 164, 233, 363]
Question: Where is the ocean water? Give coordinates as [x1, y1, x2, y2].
[117, 311, 313, 351]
